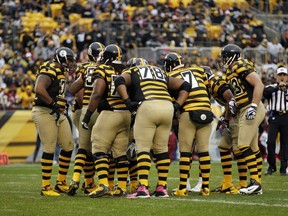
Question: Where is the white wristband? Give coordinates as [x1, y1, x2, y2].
[251, 103, 258, 107]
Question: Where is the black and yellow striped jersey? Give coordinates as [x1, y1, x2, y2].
[208, 75, 231, 106]
[122, 65, 172, 102]
[76, 62, 98, 106]
[168, 66, 211, 111]
[33, 60, 67, 108]
[225, 58, 255, 109]
[94, 64, 127, 110]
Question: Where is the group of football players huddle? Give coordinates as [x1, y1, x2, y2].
[32, 41, 264, 198]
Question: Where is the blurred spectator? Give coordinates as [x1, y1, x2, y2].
[61, 1, 73, 22]
[2, 43, 13, 63]
[75, 25, 87, 53]
[82, 1, 95, 18]
[87, 23, 106, 45]
[0, 53, 5, 69]
[71, 0, 85, 14]
[14, 67, 25, 87]
[250, 15, 266, 42]
[18, 85, 35, 109]
[280, 29, 288, 49]
[221, 12, 234, 33]
[267, 38, 284, 62]
[46, 40, 56, 60]
[279, 17, 288, 36]
[240, 34, 252, 48]
[210, 6, 224, 24]
[12, 10, 21, 29]
[32, 24, 45, 44]
[2, 67, 17, 89]
[0, 37, 5, 51]
[60, 28, 75, 50]
[257, 38, 269, 63]
[19, 28, 35, 51]
[21, 0, 42, 12]
[194, 15, 208, 45]
[34, 41, 48, 61]
[9, 52, 28, 73]
[229, 2, 242, 23]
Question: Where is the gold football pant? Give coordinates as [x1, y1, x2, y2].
[91, 110, 131, 158]
[32, 106, 74, 153]
[78, 106, 99, 151]
[134, 100, 174, 154]
[237, 102, 266, 150]
[72, 109, 82, 131]
[178, 111, 212, 153]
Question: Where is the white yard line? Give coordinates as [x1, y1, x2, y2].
[167, 197, 288, 208]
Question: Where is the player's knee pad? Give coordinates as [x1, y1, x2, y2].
[93, 152, 109, 161]
[154, 152, 170, 161]
[180, 152, 192, 158]
[76, 148, 87, 155]
[115, 155, 129, 168]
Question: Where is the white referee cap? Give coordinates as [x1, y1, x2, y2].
[277, 67, 287, 75]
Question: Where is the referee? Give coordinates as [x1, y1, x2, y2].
[263, 67, 288, 176]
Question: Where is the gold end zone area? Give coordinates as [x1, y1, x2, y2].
[0, 110, 36, 164]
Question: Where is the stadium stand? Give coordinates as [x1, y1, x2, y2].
[0, 0, 286, 110]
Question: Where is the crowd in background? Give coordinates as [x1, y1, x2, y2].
[0, 0, 287, 110]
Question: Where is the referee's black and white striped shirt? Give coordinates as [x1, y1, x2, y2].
[263, 83, 288, 112]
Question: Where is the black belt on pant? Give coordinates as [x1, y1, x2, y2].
[270, 111, 288, 116]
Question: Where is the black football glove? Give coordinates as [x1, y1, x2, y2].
[124, 98, 141, 113]
[173, 102, 181, 117]
[50, 101, 61, 122]
[216, 116, 230, 133]
[82, 110, 93, 130]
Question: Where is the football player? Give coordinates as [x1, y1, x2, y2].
[67, 42, 105, 196]
[82, 44, 131, 197]
[164, 53, 213, 197]
[206, 69, 248, 194]
[125, 57, 149, 193]
[115, 57, 191, 198]
[221, 44, 265, 195]
[32, 47, 76, 196]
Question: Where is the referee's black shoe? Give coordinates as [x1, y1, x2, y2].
[265, 168, 276, 175]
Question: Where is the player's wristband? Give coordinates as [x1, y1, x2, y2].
[251, 103, 258, 108]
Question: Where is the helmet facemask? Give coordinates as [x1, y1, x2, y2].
[222, 53, 240, 69]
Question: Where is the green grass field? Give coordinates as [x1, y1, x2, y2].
[0, 161, 287, 216]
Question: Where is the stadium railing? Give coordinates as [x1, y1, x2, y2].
[127, 47, 287, 68]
